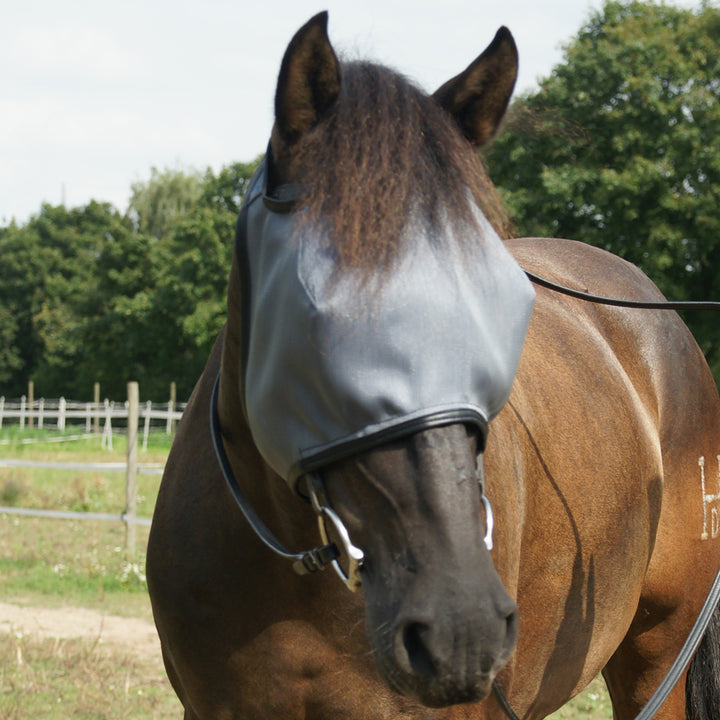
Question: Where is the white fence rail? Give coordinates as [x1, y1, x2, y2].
[0, 395, 185, 451]
[0, 383, 176, 552]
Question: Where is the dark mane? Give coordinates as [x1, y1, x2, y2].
[291, 61, 511, 270]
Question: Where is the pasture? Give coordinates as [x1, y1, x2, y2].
[0, 427, 610, 718]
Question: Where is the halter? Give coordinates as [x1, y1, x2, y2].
[211, 370, 494, 591]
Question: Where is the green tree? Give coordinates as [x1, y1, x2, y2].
[0, 202, 129, 397]
[128, 167, 203, 239]
[0, 224, 34, 393]
[485, 0, 720, 378]
[0, 223, 30, 391]
[32, 202, 133, 397]
[76, 226, 168, 399]
[199, 158, 262, 216]
[76, 159, 261, 400]
[0, 159, 262, 401]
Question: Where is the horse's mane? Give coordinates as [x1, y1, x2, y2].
[291, 60, 511, 271]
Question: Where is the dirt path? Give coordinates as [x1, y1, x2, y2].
[0, 601, 161, 656]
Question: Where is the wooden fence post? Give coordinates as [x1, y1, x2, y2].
[125, 382, 139, 557]
[19, 396, 26, 429]
[59, 397, 67, 431]
[167, 382, 177, 434]
[28, 381, 34, 429]
[142, 400, 152, 451]
[93, 382, 100, 435]
[0, 396, 5, 429]
[102, 400, 113, 451]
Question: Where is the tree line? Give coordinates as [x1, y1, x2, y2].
[1, 0, 718, 401]
[0, 161, 260, 401]
[484, 0, 720, 382]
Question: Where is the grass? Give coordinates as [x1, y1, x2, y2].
[0, 427, 168, 605]
[0, 633, 181, 719]
[0, 426, 614, 718]
[0, 427, 182, 718]
[0, 517, 150, 608]
[546, 677, 613, 719]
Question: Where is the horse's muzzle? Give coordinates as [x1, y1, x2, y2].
[371, 587, 519, 707]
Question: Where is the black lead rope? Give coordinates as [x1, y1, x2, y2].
[494, 270, 720, 720]
[525, 270, 720, 311]
[492, 680, 523, 720]
[493, 567, 720, 720]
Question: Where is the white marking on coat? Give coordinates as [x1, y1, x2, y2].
[700, 456, 720, 541]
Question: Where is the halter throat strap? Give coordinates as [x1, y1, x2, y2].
[209, 373, 339, 575]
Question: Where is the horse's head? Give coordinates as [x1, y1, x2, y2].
[240, 12, 532, 708]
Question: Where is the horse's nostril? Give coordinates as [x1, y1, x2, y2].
[401, 622, 436, 679]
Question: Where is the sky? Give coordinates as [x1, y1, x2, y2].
[1, 0, 704, 225]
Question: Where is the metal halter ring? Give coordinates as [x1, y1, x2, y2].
[481, 493, 494, 551]
[308, 475, 365, 592]
[476, 459, 494, 551]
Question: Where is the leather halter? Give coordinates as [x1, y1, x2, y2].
[210, 374, 343, 578]
[211, 372, 493, 591]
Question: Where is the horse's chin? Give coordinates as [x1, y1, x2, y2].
[368, 626, 504, 709]
[376, 654, 496, 708]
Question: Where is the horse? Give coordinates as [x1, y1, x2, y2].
[147, 13, 720, 720]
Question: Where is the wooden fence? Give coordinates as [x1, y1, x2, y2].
[0, 382, 182, 554]
[0, 392, 185, 451]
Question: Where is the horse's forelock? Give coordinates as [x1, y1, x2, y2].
[290, 61, 511, 272]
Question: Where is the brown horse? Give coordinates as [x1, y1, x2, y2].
[147, 13, 720, 720]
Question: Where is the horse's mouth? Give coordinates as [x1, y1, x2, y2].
[370, 627, 508, 709]
[378, 655, 497, 708]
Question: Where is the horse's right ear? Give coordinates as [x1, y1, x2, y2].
[433, 27, 518, 147]
[274, 12, 341, 145]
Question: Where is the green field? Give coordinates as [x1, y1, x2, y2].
[0, 427, 611, 719]
[0, 427, 181, 718]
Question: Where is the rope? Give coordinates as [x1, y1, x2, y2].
[525, 270, 720, 311]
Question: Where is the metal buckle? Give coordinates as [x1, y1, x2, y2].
[308, 475, 365, 592]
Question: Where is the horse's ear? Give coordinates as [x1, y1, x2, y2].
[274, 12, 341, 145]
[433, 27, 518, 147]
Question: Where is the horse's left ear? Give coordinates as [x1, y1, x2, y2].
[433, 27, 518, 147]
[274, 12, 342, 145]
